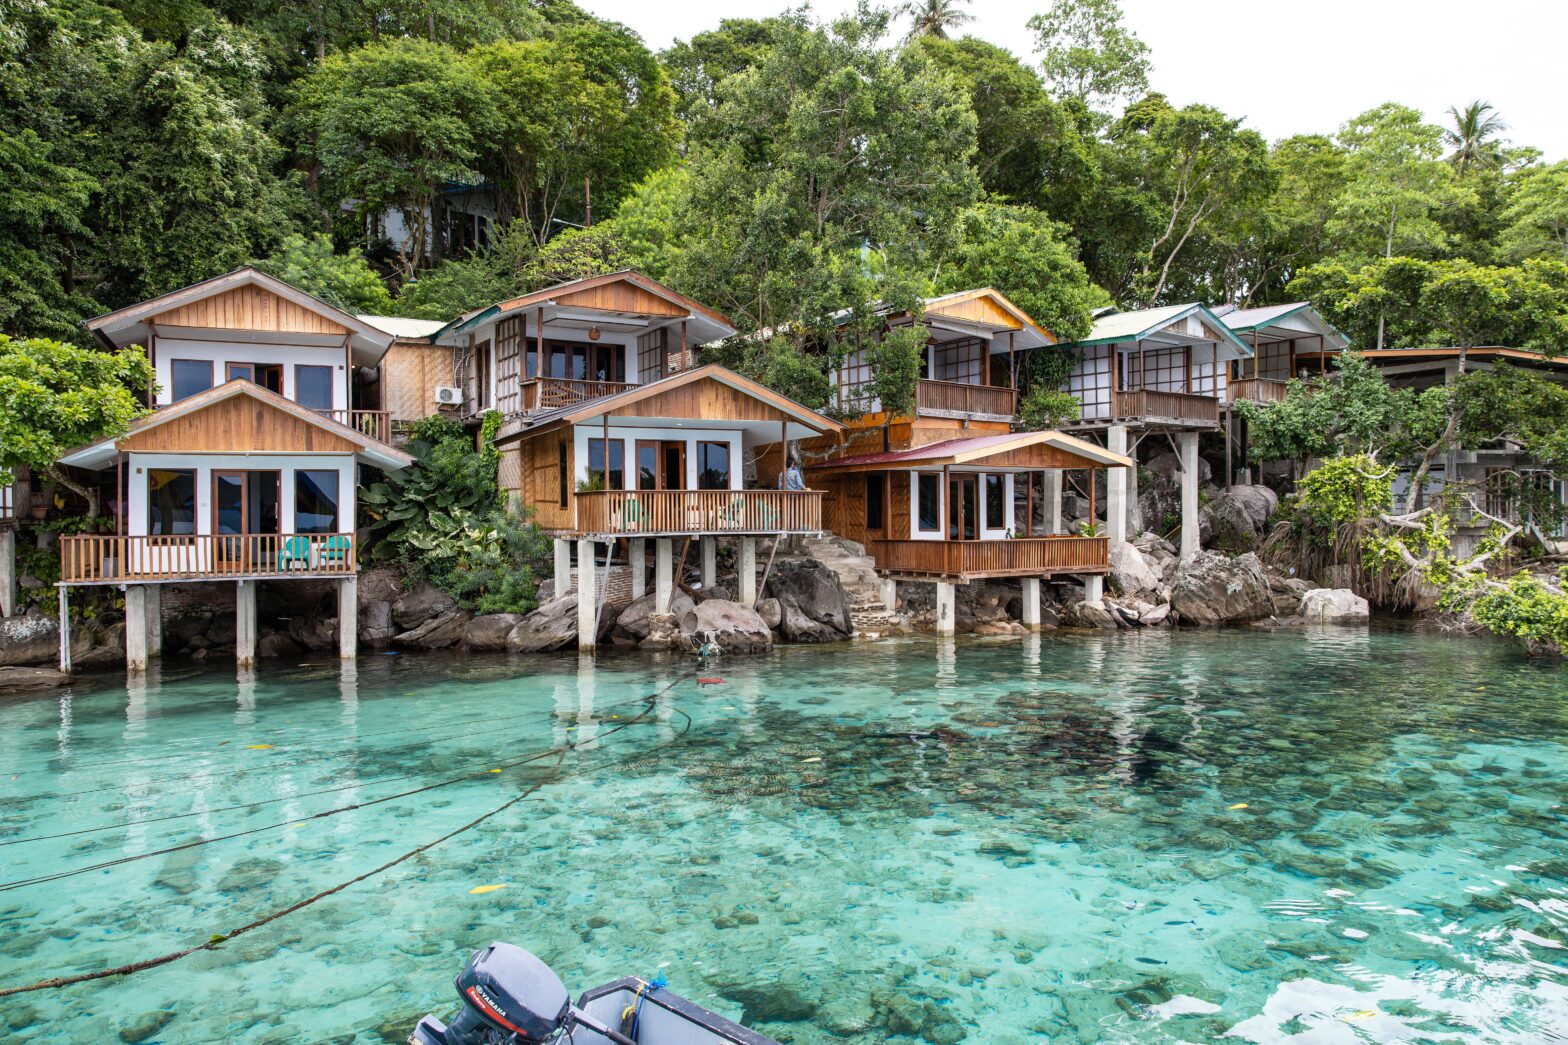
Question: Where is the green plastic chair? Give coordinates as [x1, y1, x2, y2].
[621, 497, 648, 531]
[718, 496, 747, 529]
[318, 534, 352, 565]
[754, 502, 781, 530]
[277, 536, 312, 571]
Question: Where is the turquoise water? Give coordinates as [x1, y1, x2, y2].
[2, 628, 1567, 1043]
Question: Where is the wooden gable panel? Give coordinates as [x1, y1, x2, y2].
[121, 394, 361, 454]
[152, 285, 349, 335]
[928, 294, 1021, 330]
[608, 377, 794, 423]
[975, 444, 1104, 470]
[557, 280, 686, 318]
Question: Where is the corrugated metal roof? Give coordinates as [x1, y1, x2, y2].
[814, 435, 1024, 469]
[357, 315, 449, 338]
[1220, 302, 1308, 331]
[1082, 302, 1198, 343]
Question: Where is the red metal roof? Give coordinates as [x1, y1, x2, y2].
[808, 434, 1027, 469]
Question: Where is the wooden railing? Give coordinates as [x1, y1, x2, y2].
[574, 490, 824, 536]
[523, 378, 636, 412]
[1110, 389, 1220, 426]
[1227, 378, 1290, 405]
[917, 379, 1017, 418]
[314, 409, 391, 442]
[58, 533, 358, 584]
[870, 536, 1109, 579]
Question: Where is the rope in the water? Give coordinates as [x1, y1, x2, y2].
[0, 688, 672, 851]
[0, 672, 698, 998]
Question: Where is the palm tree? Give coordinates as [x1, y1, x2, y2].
[898, 0, 973, 42]
[1445, 100, 1508, 173]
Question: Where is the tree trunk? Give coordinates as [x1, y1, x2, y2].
[45, 464, 99, 521]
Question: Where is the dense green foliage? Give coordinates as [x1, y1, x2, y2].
[360, 413, 549, 614]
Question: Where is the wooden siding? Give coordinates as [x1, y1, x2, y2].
[798, 417, 1012, 460]
[120, 394, 361, 453]
[520, 431, 573, 531]
[575, 490, 823, 536]
[151, 285, 348, 335]
[495, 315, 524, 416]
[927, 294, 1020, 330]
[870, 536, 1109, 580]
[607, 376, 799, 423]
[556, 281, 687, 317]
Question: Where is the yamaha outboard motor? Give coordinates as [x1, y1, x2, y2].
[412, 942, 634, 1045]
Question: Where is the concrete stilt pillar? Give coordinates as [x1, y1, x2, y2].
[880, 577, 898, 612]
[1020, 577, 1042, 629]
[738, 537, 757, 605]
[144, 584, 162, 659]
[338, 576, 358, 659]
[630, 539, 647, 600]
[1127, 453, 1142, 535]
[1083, 574, 1104, 602]
[124, 585, 148, 673]
[236, 580, 257, 668]
[1043, 471, 1063, 535]
[553, 539, 572, 597]
[700, 537, 716, 589]
[577, 539, 598, 651]
[1178, 431, 1200, 558]
[1107, 425, 1129, 544]
[654, 539, 673, 614]
[58, 584, 71, 673]
[934, 581, 956, 636]
[0, 529, 15, 618]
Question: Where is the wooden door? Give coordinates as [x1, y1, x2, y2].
[948, 475, 977, 541]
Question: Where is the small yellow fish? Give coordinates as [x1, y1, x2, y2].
[1347, 1010, 1377, 1020]
[801, 757, 822, 764]
[469, 884, 508, 895]
[489, 769, 503, 774]
[1228, 803, 1249, 810]
[246, 744, 273, 750]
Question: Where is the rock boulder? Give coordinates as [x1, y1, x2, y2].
[679, 600, 773, 654]
[1203, 484, 1279, 549]
[464, 613, 524, 651]
[763, 560, 852, 643]
[394, 609, 471, 649]
[507, 597, 578, 653]
[1109, 541, 1161, 597]
[612, 590, 695, 643]
[1298, 588, 1370, 624]
[392, 582, 456, 631]
[1061, 599, 1118, 629]
[1169, 551, 1275, 626]
[0, 616, 59, 667]
[0, 665, 68, 689]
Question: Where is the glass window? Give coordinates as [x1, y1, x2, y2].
[637, 442, 659, 491]
[147, 469, 196, 535]
[985, 474, 1006, 531]
[587, 438, 624, 490]
[917, 473, 941, 531]
[558, 441, 569, 507]
[295, 470, 339, 533]
[697, 442, 730, 491]
[296, 365, 333, 410]
[865, 474, 884, 530]
[169, 360, 212, 402]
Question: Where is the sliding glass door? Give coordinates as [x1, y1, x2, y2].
[214, 471, 281, 568]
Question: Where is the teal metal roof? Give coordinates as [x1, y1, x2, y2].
[1057, 303, 1253, 356]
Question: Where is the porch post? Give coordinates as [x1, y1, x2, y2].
[553, 538, 572, 597]
[236, 580, 257, 668]
[1106, 425, 1129, 544]
[576, 538, 598, 651]
[655, 538, 673, 614]
[124, 585, 148, 673]
[0, 528, 14, 617]
[58, 585, 71, 674]
[1178, 431, 1200, 558]
[338, 576, 358, 659]
[1083, 575, 1104, 602]
[934, 581, 955, 636]
[1044, 470, 1063, 535]
[630, 538, 647, 600]
[880, 577, 897, 612]
[144, 583, 162, 659]
[1020, 577, 1042, 629]
[700, 537, 716, 589]
[1127, 446, 1142, 535]
[738, 537, 757, 605]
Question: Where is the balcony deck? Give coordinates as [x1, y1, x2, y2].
[522, 377, 636, 413]
[573, 490, 824, 537]
[1072, 389, 1221, 430]
[869, 536, 1109, 581]
[314, 409, 391, 442]
[59, 533, 358, 586]
[916, 379, 1017, 420]
[1227, 378, 1290, 406]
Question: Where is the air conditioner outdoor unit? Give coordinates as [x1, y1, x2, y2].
[434, 386, 463, 406]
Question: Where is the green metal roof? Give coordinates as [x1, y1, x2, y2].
[1057, 303, 1253, 355]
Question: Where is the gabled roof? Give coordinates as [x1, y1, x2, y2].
[808, 431, 1132, 473]
[916, 288, 1055, 349]
[499, 364, 844, 443]
[58, 380, 416, 472]
[358, 315, 448, 339]
[86, 268, 397, 366]
[432, 270, 737, 344]
[1059, 302, 1253, 357]
[1220, 302, 1350, 350]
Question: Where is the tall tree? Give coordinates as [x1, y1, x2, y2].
[1500, 161, 1568, 263]
[292, 38, 501, 277]
[660, 17, 793, 127]
[255, 233, 394, 313]
[1445, 100, 1508, 173]
[1027, 0, 1150, 113]
[896, 0, 972, 42]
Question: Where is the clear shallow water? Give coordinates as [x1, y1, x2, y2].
[2, 628, 1567, 1044]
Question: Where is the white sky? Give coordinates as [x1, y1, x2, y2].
[584, 0, 1568, 161]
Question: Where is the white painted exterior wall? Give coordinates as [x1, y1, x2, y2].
[153, 337, 350, 411]
[571, 425, 744, 492]
[906, 469, 1017, 541]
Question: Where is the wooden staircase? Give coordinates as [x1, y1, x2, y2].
[793, 534, 912, 635]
